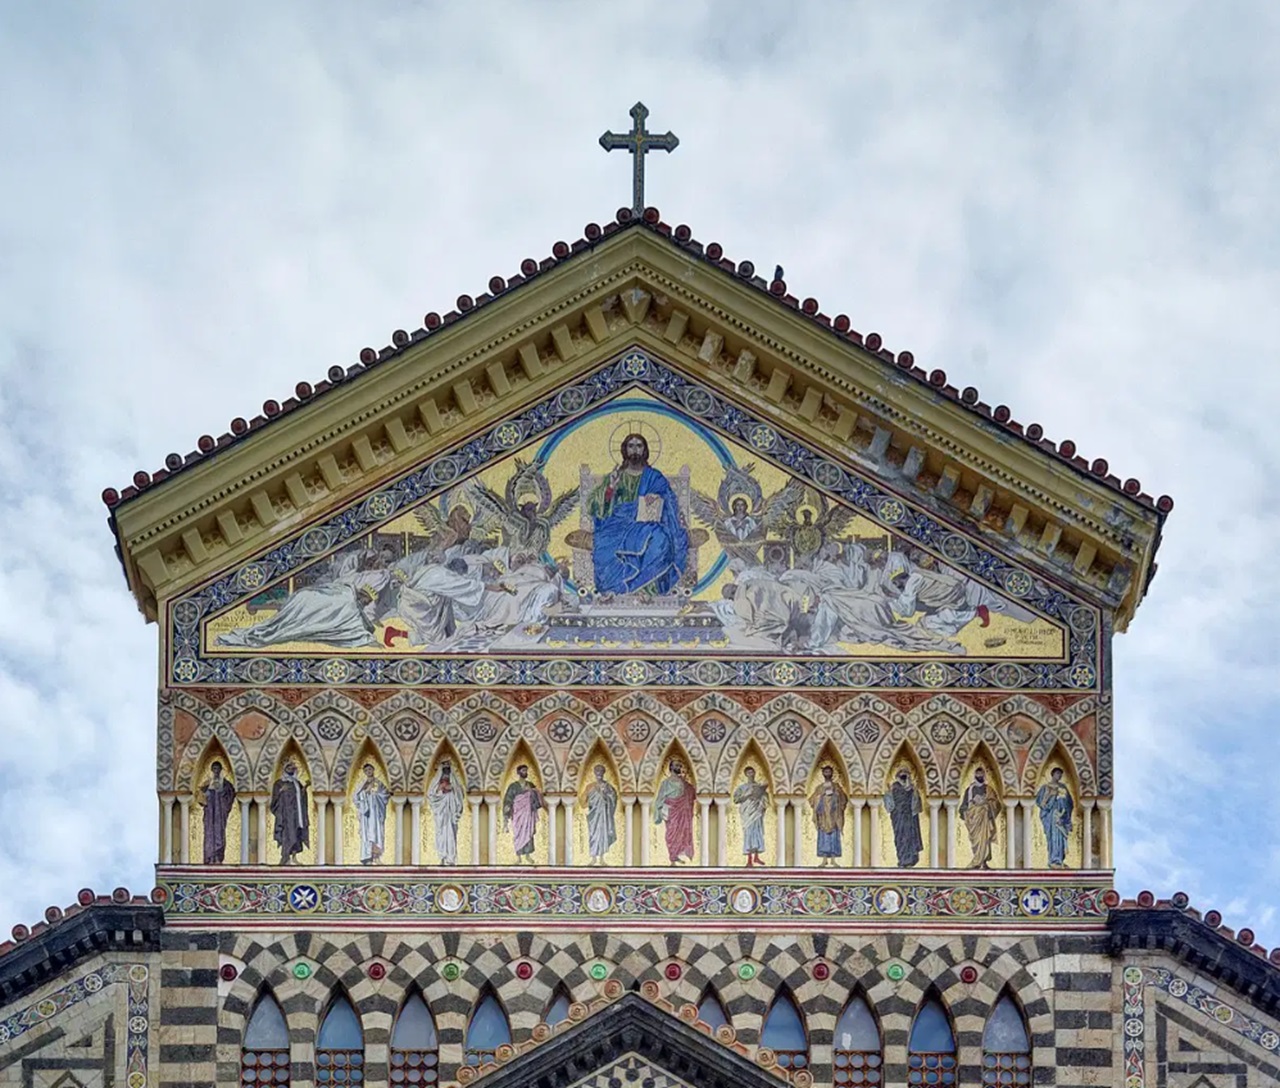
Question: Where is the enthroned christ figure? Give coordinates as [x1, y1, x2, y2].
[586, 433, 688, 596]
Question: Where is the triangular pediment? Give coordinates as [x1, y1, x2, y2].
[462, 993, 783, 1088]
[112, 221, 1162, 633]
[167, 349, 1099, 693]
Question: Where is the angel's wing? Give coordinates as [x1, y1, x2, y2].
[465, 481, 511, 533]
[759, 479, 806, 531]
[412, 503, 446, 536]
[505, 458, 553, 511]
[717, 463, 764, 512]
[543, 486, 581, 530]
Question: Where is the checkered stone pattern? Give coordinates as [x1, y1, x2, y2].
[566, 1053, 694, 1088]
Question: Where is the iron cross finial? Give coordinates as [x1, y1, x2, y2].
[599, 102, 679, 213]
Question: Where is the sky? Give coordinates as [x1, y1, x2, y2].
[0, 3, 1277, 946]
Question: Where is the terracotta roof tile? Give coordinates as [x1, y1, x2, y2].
[102, 208, 1173, 520]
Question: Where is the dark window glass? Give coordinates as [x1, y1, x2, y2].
[982, 994, 1031, 1086]
[544, 991, 572, 1026]
[316, 997, 363, 1086]
[391, 994, 438, 1087]
[465, 993, 511, 1066]
[761, 991, 808, 1070]
[242, 994, 290, 1088]
[833, 995, 882, 1088]
[697, 989, 729, 1031]
[908, 997, 956, 1086]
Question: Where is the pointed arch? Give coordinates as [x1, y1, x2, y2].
[649, 737, 699, 865]
[421, 737, 469, 867]
[696, 986, 730, 1031]
[575, 739, 625, 865]
[760, 987, 808, 1071]
[881, 743, 930, 869]
[242, 990, 290, 1086]
[956, 743, 1004, 871]
[257, 709, 330, 792]
[867, 724, 944, 795]
[495, 742, 547, 865]
[542, 983, 573, 1027]
[564, 720, 636, 793]
[800, 743, 853, 868]
[1030, 741, 1080, 869]
[191, 738, 240, 866]
[943, 719, 1019, 796]
[465, 987, 511, 1067]
[983, 990, 1032, 1085]
[794, 731, 865, 796]
[407, 723, 483, 795]
[727, 738, 775, 866]
[391, 988, 439, 1077]
[714, 724, 787, 794]
[332, 716, 408, 792]
[171, 706, 256, 792]
[347, 740, 394, 865]
[834, 990, 882, 1084]
[909, 990, 957, 1085]
[316, 992, 363, 1084]
[485, 718, 560, 793]
[267, 740, 315, 865]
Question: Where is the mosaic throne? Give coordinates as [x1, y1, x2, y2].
[564, 463, 707, 598]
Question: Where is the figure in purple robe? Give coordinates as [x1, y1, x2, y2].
[199, 761, 237, 864]
[502, 764, 543, 862]
[270, 761, 310, 865]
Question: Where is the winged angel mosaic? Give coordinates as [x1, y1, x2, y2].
[207, 399, 1061, 659]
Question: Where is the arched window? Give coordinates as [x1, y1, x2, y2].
[543, 986, 572, 1027]
[242, 992, 290, 1087]
[760, 990, 808, 1071]
[833, 994, 882, 1087]
[391, 992, 438, 1087]
[316, 995, 364, 1086]
[982, 993, 1031, 1087]
[465, 991, 511, 1067]
[908, 995, 956, 1086]
[697, 987, 730, 1032]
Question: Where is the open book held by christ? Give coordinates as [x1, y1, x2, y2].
[636, 493, 664, 523]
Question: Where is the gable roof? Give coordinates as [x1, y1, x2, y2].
[466, 991, 787, 1088]
[105, 208, 1168, 627]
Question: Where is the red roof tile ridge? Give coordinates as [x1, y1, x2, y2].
[2, 886, 167, 960]
[1115, 889, 1280, 967]
[102, 207, 1172, 521]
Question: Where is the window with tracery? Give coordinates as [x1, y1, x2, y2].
[391, 992, 439, 1087]
[833, 994, 882, 1087]
[316, 995, 364, 1086]
[982, 993, 1031, 1087]
[908, 995, 957, 1086]
[760, 990, 808, 1071]
[241, 993, 290, 1088]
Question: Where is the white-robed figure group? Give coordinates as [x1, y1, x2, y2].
[217, 540, 573, 651]
[716, 539, 1036, 654]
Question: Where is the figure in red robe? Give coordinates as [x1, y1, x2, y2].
[653, 759, 697, 864]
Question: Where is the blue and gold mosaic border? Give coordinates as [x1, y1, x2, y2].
[167, 349, 1100, 691]
[160, 868, 1110, 930]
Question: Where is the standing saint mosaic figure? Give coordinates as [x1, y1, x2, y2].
[884, 768, 924, 867]
[502, 765, 543, 863]
[1035, 768, 1075, 868]
[808, 764, 848, 866]
[584, 764, 618, 864]
[653, 758, 697, 864]
[959, 767, 1001, 870]
[427, 760, 464, 865]
[732, 766, 770, 866]
[354, 763, 390, 865]
[270, 761, 310, 865]
[198, 760, 236, 865]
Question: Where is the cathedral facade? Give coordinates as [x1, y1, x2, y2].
[1, 207, 1277, 1088]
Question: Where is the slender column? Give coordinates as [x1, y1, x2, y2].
[791, 802, 805, 867]
[332, 799, 344, 864]
[851, 799, 865, 868]
[714, 797, 728, 866]
[547, 797, 561, 865]
[391, 799, 405, 864]
[639, 800, 652, 865]
[1082, 799, 1095, 869]
[1097, 799, 1113, 868]
[315, 798, 328, 866]
[562, 799, 575, 866]
[774, 799, 788, 866]
[469, 796, 483, 864]
[1020, 799, 1035, 869]
[485, 795, 499, 864]
[698, 798, 712, 865]
[239, 798, 251, 864]
[409, 800, 422, 865]
[178, 798, 191, 864]
[161, 797, 175, 864]
[868, 798, 882, 867]
[944, 799, 959, 867]
[928, 800, 941, 868]
[1004, 800, 1019, 868]
[623, 797, 636, 865]
[256, 798, 268, 865]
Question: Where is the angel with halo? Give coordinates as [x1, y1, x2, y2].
[464, 459, 579, 557]
[786, 488, 858, 569]
[688, 463, 806, 564]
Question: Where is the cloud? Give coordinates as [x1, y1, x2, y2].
[0, 2, 1276, 945]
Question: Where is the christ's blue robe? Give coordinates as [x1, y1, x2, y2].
[589, 466, 688, 595]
